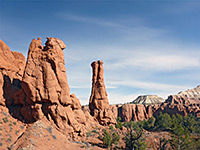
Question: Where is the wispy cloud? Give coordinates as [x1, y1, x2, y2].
[106, 50, 200, 71]
[59, 13, 124, 28]
[66, 43, 200, 72]
[108, 79, 189, 93]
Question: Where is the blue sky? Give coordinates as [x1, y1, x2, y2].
[1, 0, 200, 105]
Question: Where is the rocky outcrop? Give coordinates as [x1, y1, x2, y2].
[16, 38, 89, 136]
[119, 104, 160, 122]
[0, 40, 25, 106]
[133, 95, 165, 104]
[178, 85, 200, 98]
[122, 87, 200, 121]
[89, 60, 116, 125]
[158, 95, 200, 117]
[158, 86, 200, 117]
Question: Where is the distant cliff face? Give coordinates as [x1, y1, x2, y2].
[132, 95, 165, 104]
[119, 87, 200, 121]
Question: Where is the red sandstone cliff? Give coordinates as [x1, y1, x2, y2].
[0, 40, 25, 106]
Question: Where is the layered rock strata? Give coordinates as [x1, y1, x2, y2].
[89, 60, 116, 125]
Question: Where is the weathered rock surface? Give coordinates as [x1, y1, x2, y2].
[89, 60, 116, 125]
[0, 40, 25, 106]
[0, 38, 105, 150]
[120, 86, 200, 121]
[16, 38, 90, 137]
[178, 85, 200, 98]
[159, 86, 200, 117]
[133, 95, 165, 104]
[119, 104, 160, 122]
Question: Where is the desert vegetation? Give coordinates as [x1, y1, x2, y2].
[87, 113, 200, 150]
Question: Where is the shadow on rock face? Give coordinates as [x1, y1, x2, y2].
[3, 75, 35, 123]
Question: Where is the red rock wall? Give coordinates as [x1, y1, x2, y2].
[0, 40, 25, 106]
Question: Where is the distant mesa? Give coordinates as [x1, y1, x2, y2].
[132, 95, 165, 104]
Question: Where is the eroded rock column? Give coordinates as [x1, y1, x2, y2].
[20, 37, 87, 136]
[89, 60, 116, 125]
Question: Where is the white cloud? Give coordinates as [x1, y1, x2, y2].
[108, 79, 189, 93]
[106, 51, 200, 71]
[58, 13, 124, 28]
[66, 43, 200, 73]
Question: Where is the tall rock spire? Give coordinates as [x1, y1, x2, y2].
[89, 60, 116, 125]
[89, 60, 109, 111]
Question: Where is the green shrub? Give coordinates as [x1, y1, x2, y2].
[143, 116, 155, 131]
[2, 117, 8, 123]
[102, 129, 120, 149]
[15, 130, 20, 135]
[154, 113, 172, 130]
[7, 138, 12, 143]
[92, 129, 98, 134]
[123, 125, 147, 150]
[109, 125, 114, 130]
[103, 130, 111, 148]
[115, 117, 123, 129]
[86, 131, 92, 137]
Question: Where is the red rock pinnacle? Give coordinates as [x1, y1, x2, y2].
[89, 60, 116, 125]
[20, 37, 87, 136]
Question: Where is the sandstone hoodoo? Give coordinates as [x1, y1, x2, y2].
[18, 37, 88, 136]
[132, 95, 165, 104]
[89, 60, 116, 125]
